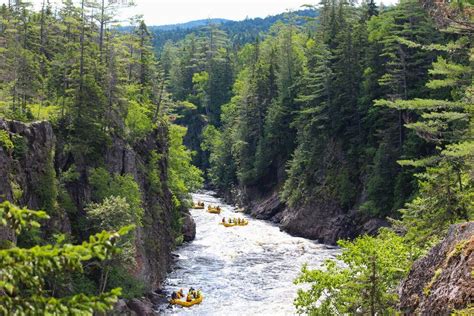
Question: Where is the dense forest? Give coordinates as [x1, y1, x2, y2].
[163, 0, 472, 242]
[148, 10, 318, 52]
[0, 0, 472, 314]
[0, 0, 203, 313]
[159, 0, 473, 313]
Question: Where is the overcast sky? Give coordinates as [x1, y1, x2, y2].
[2, 0, 399, 25]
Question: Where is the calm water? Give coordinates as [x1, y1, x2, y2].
[156, 191, 339, 315]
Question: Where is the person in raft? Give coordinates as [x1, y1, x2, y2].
[186, 290, 194, 302]
[172, 289, 184, 300]
[222, 217, 226, 223]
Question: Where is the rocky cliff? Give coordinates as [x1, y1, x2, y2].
[234, 186, 387, 245]
[0, 119, 194, 294]
[399, 222, 474, 314]
[0, 119, 62, 243]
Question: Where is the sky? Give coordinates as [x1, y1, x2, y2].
[2, 0, 399, 26]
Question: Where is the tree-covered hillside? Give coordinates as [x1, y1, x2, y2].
[161, 0, 472, 311]
[0, 0, 202, 313]
[149, 9, 318, 53]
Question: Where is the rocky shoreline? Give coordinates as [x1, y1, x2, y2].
[225, 186, 388, 245]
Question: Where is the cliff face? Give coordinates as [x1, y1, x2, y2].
[234, 185, 387, 245]
[103, 128, 175, 288]
[0, 119, 62, 243]
[0, 119, 189, 291]
[399, 222, 474, 314]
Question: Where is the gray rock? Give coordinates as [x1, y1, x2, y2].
[182, 213, 196, 242]
[111, 299, 137, 315]
[234, 185, 388, 245]
[399, 222, 474, 314]
[0, 119, 58, 242]
[127, 298, 156, 315]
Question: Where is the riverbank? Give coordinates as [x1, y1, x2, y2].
[225, 186, 388, 245]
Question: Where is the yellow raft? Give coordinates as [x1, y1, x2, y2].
[207, 207, 221, 214]
[170, 295, 203, 307]
[221, 222, 236, 227]
[220, 220, 248, 227]
[192, 204, 205, 209]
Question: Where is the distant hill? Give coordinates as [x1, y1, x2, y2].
[153, 18, 232, 31]
[148, 9, 318, 53]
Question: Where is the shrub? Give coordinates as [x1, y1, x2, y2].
[294, 229, 414, 315]
[0, 130, 13, 152]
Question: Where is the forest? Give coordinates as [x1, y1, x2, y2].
[0, 0, 472, 314]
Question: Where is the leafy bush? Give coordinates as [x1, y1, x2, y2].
[61, 164, 80, 184]
[86, 196, 140, 292]
[0, 201, 130, 314]
[125, 100, 154, 141]
[107, 266, 146, 299]
[10, 180, 23, 203]
[12, 134, 28, 159]
[86, 196, 137, 266]
[89, 167, 144, 225]
[0, 130, 13, 152]
[294, 229, 414, 315]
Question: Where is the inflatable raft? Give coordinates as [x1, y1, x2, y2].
[207, 207, 221, 214]
[220, 220, 248, 227]
[170, 295, 203, 307]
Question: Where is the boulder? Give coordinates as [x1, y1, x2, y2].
[182, 213, 196, 242]
[399, 222, 474, 314]
[127, 298, 156, 316]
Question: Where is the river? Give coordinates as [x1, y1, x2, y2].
[156, 191, 339, 315]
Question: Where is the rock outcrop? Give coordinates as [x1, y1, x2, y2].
[182, 213, 196, 242]
[399, 222, 474, 314]
[0, 119, 61, 242]
[235, 186, 388, 244]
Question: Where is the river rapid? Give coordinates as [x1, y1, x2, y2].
[156, 191, 339, 315]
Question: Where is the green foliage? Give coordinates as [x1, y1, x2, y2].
[33, 149, 58, 213]
[106, 266, 146, 299]
[294, 229, 414, 315]
[0, 201, 130, 315]
[168, 124, 203, 197]
[147, 150, 163, 195]
[378, 36, 473, 248]
[201, 124, 236, 189]
[10, 180, 23, 204]
[89, 168, 144, 225]
[125, 100, 154, 141]
[61, 165, 80, 184]
[86, 196, 138, 267]
[0, 130, 13, 152]
[11, 134, 27, 159]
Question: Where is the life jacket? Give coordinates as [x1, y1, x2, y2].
[186, 294, 192, 302]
